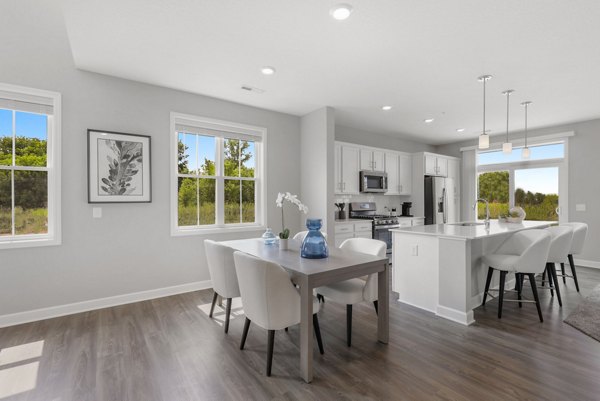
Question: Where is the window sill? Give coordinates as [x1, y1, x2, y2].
[171, 224, 267, 237]
[0, 236, 61, 250]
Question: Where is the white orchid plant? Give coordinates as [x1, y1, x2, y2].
[276, 192, 308, 239]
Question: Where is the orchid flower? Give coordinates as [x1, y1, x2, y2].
[276, 192, 309, 239]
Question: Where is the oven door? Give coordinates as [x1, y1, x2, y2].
[373, 224, 400, 263]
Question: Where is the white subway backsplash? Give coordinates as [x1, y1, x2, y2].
[336, 194, 412, 214]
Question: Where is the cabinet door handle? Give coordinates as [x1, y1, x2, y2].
[400, 184, 403, 192]
[374, 161, 377, 169]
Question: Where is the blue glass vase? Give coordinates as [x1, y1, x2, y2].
[300, 219, 328, 259]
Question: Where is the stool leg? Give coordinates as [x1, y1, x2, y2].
[346, 304, 352, 347]
[528, 273, 544, 322]
[541, 270, 546, 287]
[546, 263, 554, 297]
[209, 291, 218, 318]
[498, 271, 507, 319]
[568, 254, 580, 292]
[548, 263, 562, 307]
[560, 263, 566, 284]
[482, 267, 494, 306]
[224, 298, 232, 333]
[517, 273, 522, 308]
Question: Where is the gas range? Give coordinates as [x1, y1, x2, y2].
[348, 202, 400, 228]
[351, 214, 399, 227]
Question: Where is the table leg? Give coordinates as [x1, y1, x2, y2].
[377, 263, 389, 344]
[299, 277, 313, 383]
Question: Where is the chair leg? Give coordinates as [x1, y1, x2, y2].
[482, 267, 494, 306]
[209, 291, 218, 318]
[528, 273, 544, 322]
[541, 270, 546, 287]
[548, 263, 563, 307]
[284, 327, 288, 332]
[498, 271, 507, 319]
[346, 304, 352, 347]
[224, 298, 232, 333]
[568, 254, 580, 292]
[517, 274, 522, 308]
[561, 262, 566, 284]
[266, 330, 275, 376]
[546, 263, 554, 297]
[317, 294, 325, 303]
[313, 314, 325, 355]
[240, 317, 251, 350]
[373, 300, 378, 315]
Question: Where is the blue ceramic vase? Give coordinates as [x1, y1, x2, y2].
[300, 218, 328, 259]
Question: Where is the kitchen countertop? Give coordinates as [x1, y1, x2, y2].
[335, 216, 424, 223]
[390, 220, 557, 240]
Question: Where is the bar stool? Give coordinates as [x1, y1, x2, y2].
[562, 222, 588, 292]
[537, 226, 574, 307]
[482, 230, 551, 322]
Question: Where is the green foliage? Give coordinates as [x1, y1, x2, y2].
[177, 203, 254, 226]
[0, 136, 47, 167]
[0, 207, 48, 235]
[101, 140, 142, 195]
[279, 228, 290, 240]
[478, 171, 509, 202]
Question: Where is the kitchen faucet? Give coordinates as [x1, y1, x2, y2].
[474, 198, 490, 229]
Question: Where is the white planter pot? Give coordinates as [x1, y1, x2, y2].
[279, 238, 289, 250]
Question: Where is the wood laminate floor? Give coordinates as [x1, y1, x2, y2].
[1, 267, 600, 401]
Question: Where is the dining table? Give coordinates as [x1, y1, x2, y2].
[220, 237, 389, 383]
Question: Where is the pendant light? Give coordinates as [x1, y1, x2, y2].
[521, 101, 532, 159]
[478, 75, 492, 149]
[502, 90, 514, 154]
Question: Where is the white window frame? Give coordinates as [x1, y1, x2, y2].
[476, 136, 569, 223]
[170, 112, 267, 236]
[0, 83, 61, 249]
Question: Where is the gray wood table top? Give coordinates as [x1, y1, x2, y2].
[221, 237, 389, 383]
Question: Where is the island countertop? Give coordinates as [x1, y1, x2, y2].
[390, 220, 556, 240]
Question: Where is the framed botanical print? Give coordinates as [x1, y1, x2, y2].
[87, 129, 152, 203]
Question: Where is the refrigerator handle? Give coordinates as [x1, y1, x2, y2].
[442, 187, 447, 224]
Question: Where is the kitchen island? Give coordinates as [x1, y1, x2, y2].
[391, 220, 556, 325]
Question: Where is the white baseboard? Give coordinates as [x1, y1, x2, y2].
[435, 305, 475, 326]
[574, 258, 600, 269]
[0, 280, 212, 328]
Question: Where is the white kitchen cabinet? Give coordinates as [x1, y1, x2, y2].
[335, 144, 360, 195]
[424, 154, 448, 177]
[384, 152, 399, 195]
[334, 221, 373, 247]
[334, 232, 354, 247]
[360, 148, 384, 171]
[398, 154, 412, 195]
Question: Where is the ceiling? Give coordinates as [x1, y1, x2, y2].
[61, 0, 600, 145]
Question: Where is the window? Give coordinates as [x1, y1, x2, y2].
[171, 113, 265, 235]
[0, 83, 61, 248]
[477, 140, 567, 222]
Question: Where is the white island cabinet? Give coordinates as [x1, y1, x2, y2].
[391, 220, 556, 325]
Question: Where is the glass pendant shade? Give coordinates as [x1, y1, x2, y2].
[522, 146, 531, 159]
[478, 133, 490, 149]
[502, 142, 513, 154]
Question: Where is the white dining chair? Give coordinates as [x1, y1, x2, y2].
[204, 240, 241, 333]
[561, 222, 588, 291]
[315, 238, 386, 347]
[233, 251, 324, 377]
[537, 225, 573, 307]
[481, 230, 551, 322]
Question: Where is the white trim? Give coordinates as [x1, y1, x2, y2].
[172, 224, 266, 237]
[0, 280, 212, 328]
[574, 258, 600, 269]
[460, 131, 575, 152]
[435, 305, 475, 326]
[0, 82, 61, 249]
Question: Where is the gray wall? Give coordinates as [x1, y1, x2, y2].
[436, 119, 600, 263]
[336, 125, 436, 153]
[0, 0, 301, 316]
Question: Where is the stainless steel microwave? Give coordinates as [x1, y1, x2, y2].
[360, 170, 388, 193]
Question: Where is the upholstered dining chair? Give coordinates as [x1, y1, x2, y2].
[233, 251, 324, 377]
[204, 240, 241, 333]
[482, 229, 551, 322]
[538, 225, 574, 306]
[316, 237, 387, 346]
[561, 222, 588, 291]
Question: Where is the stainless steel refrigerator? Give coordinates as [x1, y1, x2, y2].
[424, 176, 456, 225]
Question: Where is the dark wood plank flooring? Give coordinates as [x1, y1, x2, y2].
[1, 267, 600, 401]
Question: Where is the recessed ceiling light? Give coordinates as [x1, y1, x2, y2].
[382, 106, 392, 111]
[424, 118, 434, 123]
[456, 128, 465, 133]
[330, 4, 353, 20]
[260, 66, 276, 75]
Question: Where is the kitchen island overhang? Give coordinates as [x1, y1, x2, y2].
[391, 221, 557, 325]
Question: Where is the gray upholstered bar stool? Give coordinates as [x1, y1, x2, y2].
[535, 225, 574, 307]
[204, 240, 241, 333]
[482, 230, 551, 322]
[561, 222, 588, 291]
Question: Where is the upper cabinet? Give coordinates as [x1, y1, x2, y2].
[385, 152, 412, 195]
[360, 148, 384, 171]
[424, 154, 448, 177]
[335, 143, 360, 195]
